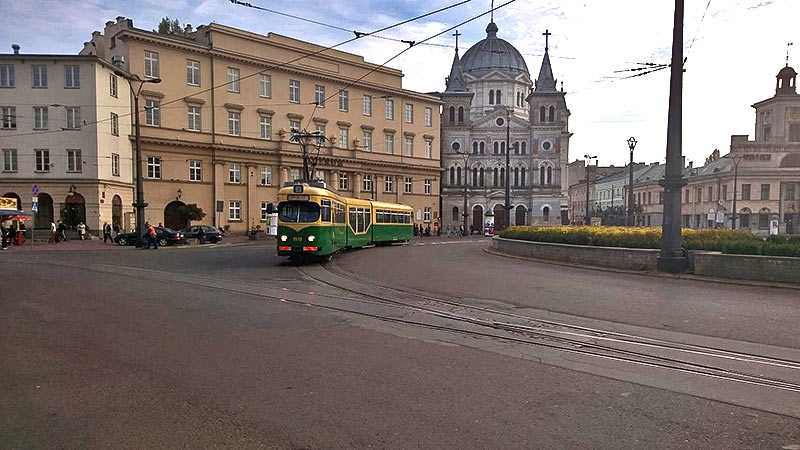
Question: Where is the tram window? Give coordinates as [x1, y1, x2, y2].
[356, 208, 364, 233]
[349, 207, 357, 231]
[320, 199, 331, 222]
[365, 209, 371, 229]
[279, 201, 320, 223]
[405, 212, 411, 223]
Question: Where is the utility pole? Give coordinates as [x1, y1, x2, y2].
[113, 63, 160, 248]
[504, 107, 511, 229]
[290, 129, 327, 180]
[729, 154, 743, 229]
[584, 155, 597, 225]
[627, 137, 637, 226]
[657, 0, 688, 272]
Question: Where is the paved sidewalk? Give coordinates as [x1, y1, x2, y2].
[2, 235, 270, 252]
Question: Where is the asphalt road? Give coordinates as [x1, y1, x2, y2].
[1, 240, 799, 449]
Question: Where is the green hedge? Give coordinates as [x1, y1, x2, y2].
[498, 226, 800, 257]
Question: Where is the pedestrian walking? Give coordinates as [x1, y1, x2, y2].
[197, 226, 206, 245]
[49, 221, 56, 244]
[57, 221, 67, 242]
[144, 222, 158, 249]
[77, 222, 86, 240]
[425, 225, 431, 237]
[103, 222, 111, 243]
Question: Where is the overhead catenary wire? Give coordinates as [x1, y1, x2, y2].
[0, 0, 470, 140]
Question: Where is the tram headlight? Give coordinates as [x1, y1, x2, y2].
[280, 235, 287, 242]
[308, 235, 315, 242]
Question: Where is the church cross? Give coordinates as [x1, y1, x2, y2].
[788, 42, 794, 67]
[490, 0, 494, 22]
[453, 30, 461, 51]
[543, 29, 552, 51]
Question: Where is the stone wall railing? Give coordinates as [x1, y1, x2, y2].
[691, 251, 800, 285]
[492, 237, 660, 271]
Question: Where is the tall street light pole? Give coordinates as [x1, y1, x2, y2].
[504, 107, 511, 229]
[729, 154, 743, 229]
[584, 155, 597, 225]
[627, 137, 637, 226]
[114, 67, 161, 248]
[657, 0, 688, 272]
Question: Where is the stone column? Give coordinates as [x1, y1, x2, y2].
[279, 166, 290, 187]
[396, 174, 403, 203]
[355, 173, 362, 198]
[246, 163, 257, 229]
[331, 171, 339, 192]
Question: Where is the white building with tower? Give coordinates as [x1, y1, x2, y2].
[438, 20, 571, 232]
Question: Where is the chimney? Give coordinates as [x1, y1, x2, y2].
[116, 16, 126, 23]
[682, 156, 686, 168]
[688, 161, 693, 169]
[11, 44, 20, 54]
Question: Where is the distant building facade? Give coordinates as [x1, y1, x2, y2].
[81, 17, 441, 232]
[439, 22, 570, 232]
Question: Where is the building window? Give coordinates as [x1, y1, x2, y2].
[339, 172, 349, 190]
[64, 65, 80, 88]
[144, 51, 159, 78]
[289, 120, 300, 133]
[758, 210, 769, 229]
[339, 90, 348, 111]
[109, 73, 118, 98]
[790, 124, 800, 142]
[386, 134, 394, 154]
[110, 112, 119, 136]
[186, 60, 200, 86]
[3, 149, 18, 172]
[363, 95, 372, 116]
[489, 90, 494, 105]
[405, 177, 412, 194]
[229, 162, 241, 183]
[339, 128, 349, 149]
[261, 201, 269, 221]
[0, 65, 14, 87]
[385, 99, 394, 120]
[112, 153, 120, 176]
[449, 106, 455, 124]
[228, 111, 240, 136]
[259, 74, 271, 98]
[385, 175, 394, 192]
[363, 131, 372, 152]
[786, 184, 796, 201]
[741, 184, 751, 200]
[0, 106, 15, 129]
[425, 140, 432, 158]
[362, 174, 373, 193]
[520, 168, 525, 186]
[34, 106, 48, 129]
[189, 160, 202, 182]
[423, 207, 431, 222]
[314, 85, 325, 107]
[404, 136, 413, 156]
[227, 67, 240, 92]
[66, 106, 81, 129]
[187, 106, 201, 131]
[260, 116, 272, 140]
[147, 156, 161, 179]
[762, 125, 771, 141]
[32, 65, 47, 88]
[740, 212, 750, 228]
[35, 149, 50, 172]
[458, 106, 464, 123]
[145, 101, 159, 126]
[425, 107, 432, 126]
[261, 166, 272, 186]
[405, 103, 413, 123]
[424, 179, 431, 195]
[289, 80, 300, 103]
[290, 168, 300, 181]
[229, 201, 241, 220]
[761, 183, 770, 200]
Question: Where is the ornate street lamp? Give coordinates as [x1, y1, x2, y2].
[627, 136, 637, 226]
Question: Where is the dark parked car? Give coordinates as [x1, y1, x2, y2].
[114, 227, 185, 247]
[179, 225, 223, 244]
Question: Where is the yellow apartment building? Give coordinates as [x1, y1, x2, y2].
[81, 17, 441, 232]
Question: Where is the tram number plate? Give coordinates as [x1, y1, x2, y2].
[293, 237, 303, 242]
[287, 195, 309, 201]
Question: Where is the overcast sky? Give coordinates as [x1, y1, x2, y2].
[1, 0, 797, 167]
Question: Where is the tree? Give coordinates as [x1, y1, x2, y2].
[156, 17, 182, 35]
[177, 203, 206, 225]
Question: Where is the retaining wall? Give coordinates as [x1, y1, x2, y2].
[692, 252, 800, 284]
[492, 237, 659, 271]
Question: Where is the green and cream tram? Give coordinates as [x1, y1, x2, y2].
[277, 181, 413, 259]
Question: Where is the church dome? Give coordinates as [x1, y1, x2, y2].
[460, 22, 529, 78]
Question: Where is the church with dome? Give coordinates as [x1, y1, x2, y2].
[439, 20, 571, 231]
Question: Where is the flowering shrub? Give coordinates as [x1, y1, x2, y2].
[499, 226, 800, 257]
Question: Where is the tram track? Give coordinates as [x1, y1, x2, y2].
[296, 262, 800, 396]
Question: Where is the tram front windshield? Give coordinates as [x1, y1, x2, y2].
[279, 201, 320, 223]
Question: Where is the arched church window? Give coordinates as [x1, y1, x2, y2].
[493, 167, 498, 186]
[489, 90, 494, 105]
[543, 206, 550, 222]
[449, 166, 455, 185]
[493, 142, 499, 154]
[514, 167, 519, 186]
[547, 166, 553, 184]
[520, 168, 526, 186]
[479, 142, 485, 154]
[472, 142, 478, 154]
[540, 166, 546, 185]
[479, 168, 485, 186]
[458, 106, 464, 123]
[513, 142, 519, 155]
[449, 106, 455, 124]
[521, 142, 526, 154]
[549, 106, 555, 122]
[456, 167, 462, 186]
[540, 106, 546, 122]
[500, 141, 506, 154]
[496, 90, 502, 105]
[472, 168, 478, 186]
[500, 167, 505, 187]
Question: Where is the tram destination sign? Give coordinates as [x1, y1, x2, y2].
[287, 194, 310, 201]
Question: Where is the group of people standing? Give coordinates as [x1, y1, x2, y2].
[47, 221, 89, 243]
[413, 223, 441, 237]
